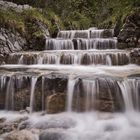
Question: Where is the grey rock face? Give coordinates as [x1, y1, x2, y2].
[130, 48, 140, 65]
[0, 0, 32, 13]
[4, 130, 38, 140]
[0, 0, 50, 61]
[118, 9, 140, 48]
[0, 28, 27, 55]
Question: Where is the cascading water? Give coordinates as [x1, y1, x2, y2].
[7, 50, 130, 66]
[5, 76, 14, 110]
[57, 29, 114, 39]
[117, 79, 140, 112]
[83, 80, 96, 111]
[67, 78, 76, 112]
[0, 27, 140, 140]
[42, 77, 45, 111]
[46, 39, 74, 50]
[45, 38, 117, 50]
[57, 30, 90, 39]
[65, 76, 140, 112]
[29, 77, 38, 113]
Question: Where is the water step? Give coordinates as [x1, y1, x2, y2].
[6, 50, 130, 66]
[1, 65, 140, 77]
[57, 29, 114, 39]
[45, 38, 117, 50]
[0, 65, 140, 113]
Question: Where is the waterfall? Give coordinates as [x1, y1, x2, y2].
[57, 30, 90, 39]
[0, 27, 140, 114]
[45, 38, 117, 50]
[46, 39, 74, 50]
[7, 50, 130, 66]
[29, 77, 38, 113]
[18, 55, 23, 64]
[0, 75, 6, 89]
[90, 29, 104, 38]
[67, 78, 76, 112]
[117, 79, 140, 112]
[5, 76, 15, 110]
[37, 53, 57, 64]
[106, 55, 112, 65]
[65, 77, 140, 112]
[57, 29, 114, 39]
[0, 25, 140, 140]
[83, 80, 96, 111]
[42, 77, 45, 111]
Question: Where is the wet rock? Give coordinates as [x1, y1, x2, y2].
[118, 9, 140, 48]
[39, 129, 75, 140]
[0, 116, 29, 135]
[26, 107, 31, 114]
[19, 110, 28, 114]
[28, 116, 76, 130]
[0, 54, 4, 64]
[51, 18, 60, 38]
[0, 0, 32, 13]
[102, 29, 113, 38]
[46, 93, 66, 114]
[95, 100, 115, 112]
[81, 53, 91, 65]
[130, 48, 140, 65]
[4, 130, 38, 140]
[0, 118, 6, 124]
[114, 16, 122, 37]
[117, 42, 128, 49]
[0, 28, 27, 56]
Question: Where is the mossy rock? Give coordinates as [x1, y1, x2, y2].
[117, 43, 127, 49]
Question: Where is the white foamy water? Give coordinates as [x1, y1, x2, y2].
[0, 64, 140, 77]
[0, 111, 140, 140]
[30, 77, 38, 113]
[7, 49, 130, 66]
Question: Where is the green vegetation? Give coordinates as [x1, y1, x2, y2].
[0, 8, 55, 35]
[1, 0, 140, 30]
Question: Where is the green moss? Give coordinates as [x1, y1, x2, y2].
[0, 9, 25, 33]
[33, 30, 44, 38]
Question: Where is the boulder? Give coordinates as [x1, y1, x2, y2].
[0, 116, 29, 135]
[46, 93, 66, 114]
[4, 130, 38, 140]
[118, 9, 140, 48]
[130, 48, 140, 65]
[0, 0, 32, 13]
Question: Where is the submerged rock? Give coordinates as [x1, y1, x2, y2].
[39, 129, 75, 140]
[4, 130, 38, 140]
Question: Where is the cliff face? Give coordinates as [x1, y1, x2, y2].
[118, 9, 140, 49]
[0, 0, 50, 59]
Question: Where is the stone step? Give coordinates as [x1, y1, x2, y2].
[1, 64, 140, 78]
[6, 50, 130, 66]
[0, 64, 140, 113]
[57, 28, 114, 39]
[45, 38, 117, 50]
